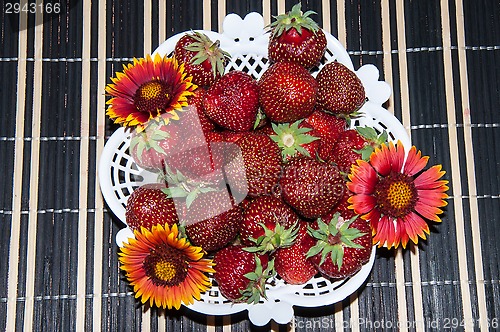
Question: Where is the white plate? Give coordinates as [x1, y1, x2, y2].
[98, 12, 410, 326]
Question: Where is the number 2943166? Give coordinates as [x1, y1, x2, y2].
[4, 2, 61, 15]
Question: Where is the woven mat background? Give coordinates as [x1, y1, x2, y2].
[0, 0, 499, 331]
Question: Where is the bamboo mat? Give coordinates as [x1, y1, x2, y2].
[1, 0, 499, 331]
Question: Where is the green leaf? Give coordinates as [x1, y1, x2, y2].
[328, 219, 339, 236]
[379, 130, 389, 143]
[316, 218, 330, 234]
[243, 246, 261, 253]
[334, 246, 344, 268]
[341, 237, 365, 249]
[294, 145, 310, 158]
[150, 140, 166, 155]
[356, 126, 378, 140]
[244, 271, 259, 281]
[320, 246, 333, 265]
[306, 244, 323, 258]
[135, 143, 146, 162]
[186, 189, 201, 208]
[151, 130, 170, 141]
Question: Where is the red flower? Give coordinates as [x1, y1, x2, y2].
[105, 54, 197, 129]
[347, 141, 448, 249]
[119, 223, 214, 309]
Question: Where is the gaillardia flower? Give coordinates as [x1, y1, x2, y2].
[347, 141, 448, 249]
[105, 54, 197, 129]
[119, 223, 214, 309]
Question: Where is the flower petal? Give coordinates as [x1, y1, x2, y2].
[390, 141, 405, 173]
[403, 146, 429, 176]
[414, 165, 447, 189]
[370, 143, 392, 176]
[348, 194, 377, 214]
[347, 160, 378, 195]
[373, 215, 395, 248]
[415, 200, 444, 222]
[404, 212, 430, 242]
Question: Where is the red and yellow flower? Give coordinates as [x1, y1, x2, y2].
[119, 223, 214, 309]
[105, 54, 197, 129]
[347, 141, 448, 249]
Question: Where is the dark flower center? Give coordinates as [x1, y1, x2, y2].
[143, 243, 189, 287]
[375, 172, 417, 218]
[134, 79, 172, 114]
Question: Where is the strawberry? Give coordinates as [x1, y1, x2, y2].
[268, 2, 327, 69]
[331, 183, 356, 220]
[328, 129, 368, 173]
[183, 190, 243, 252]
[258, 61, 317, 123]
[166, 132, 228, 183]
[190, 87, 216, 135]
[307, 213, 372, 279]
[304, 109, 347, 161]
[270, 120, 320, 162]
[224, 132, 282, 197]
[316, 61, 366, 116]
[213, 245, 274, 303]
[174, 31, 230, 87]
[329, 127, 388, 173]
[129, 118, 180, 171]
[240, 196, 300, 252]
[206, 130, 245, 143]
[255, 123, 275, 136]
[125, 183, 179, 232]
[279, 158, 344, 219]
[273, 220, 318, 284]
[203, 70, 259, 132]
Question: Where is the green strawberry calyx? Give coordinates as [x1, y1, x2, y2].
[306, 213, 366, 269]
[270, 120, 319, 162]
[354, 126, 389, 161]
[240, 256, 275, 304]
[183, 31, 231, 79]
[129, 120, 170, 162]
[160, 164, 218, 208]
[269, 2, 320, 38]
[244, 220, 300, 254]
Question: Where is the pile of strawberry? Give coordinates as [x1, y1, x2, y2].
[126, 3, 387, 304]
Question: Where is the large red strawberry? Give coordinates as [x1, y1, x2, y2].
[258, 61, 317, 123]
[329, 127, 388, 173]
[279, 158, 344, 218]
[307, 213, 372, 279]
[174, 31, 230, 87]
[316, 61, 366, 116]
[213, 245, 273, 303]
[268, 3, 327, 69]
[240, 196, 300, 251]
[304, 109, 347, 161]
[203, 70, 259, 132]
[224, 132, 282, 197]
[125, 183, 179, 232]
[270, 120, 320, 162]
[273, 220, 318, 284]
[183, 190, 243, 252]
